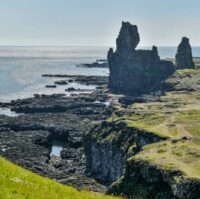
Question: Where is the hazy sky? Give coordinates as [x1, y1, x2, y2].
[0, 0, 199, 46]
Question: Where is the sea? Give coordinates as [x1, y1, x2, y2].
[0, 46, 200, 103]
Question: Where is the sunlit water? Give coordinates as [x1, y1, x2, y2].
[0, 46, 109, 102]
[50, 141, 68, 157]
[0, 46, 200, 103]
[0, 107, 20, 117]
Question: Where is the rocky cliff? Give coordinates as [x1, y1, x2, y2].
[175, 37, 195, 69]
[84, 121, 164, 184]
[84, 69, 200, 198]
[107, 21, 175, 95]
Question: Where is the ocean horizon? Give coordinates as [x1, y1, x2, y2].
[0, 45, 200, 102]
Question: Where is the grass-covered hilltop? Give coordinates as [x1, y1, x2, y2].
[0, 157, 120, 199]
[84, 22, 200, 199]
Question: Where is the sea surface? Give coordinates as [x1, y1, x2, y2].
[0, 46, 200, 102]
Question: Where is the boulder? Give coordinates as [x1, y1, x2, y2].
[175, 37, 195, 69]
[107, 21, 175, 95]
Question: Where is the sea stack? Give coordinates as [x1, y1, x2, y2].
[175, 37, 195, 69]
[107, 21, 175, 95]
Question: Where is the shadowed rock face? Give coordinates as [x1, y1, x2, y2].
[108, 21, 175, 95]
[116, 21, 140, 52]
[175, 37, 195, 69]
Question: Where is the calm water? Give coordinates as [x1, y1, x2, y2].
[0, 46, 200, 102]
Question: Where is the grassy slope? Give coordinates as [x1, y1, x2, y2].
[0, 157, 120, 199]
[109, 69, 200, 180]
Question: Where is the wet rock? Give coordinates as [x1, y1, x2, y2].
[118, 96, 147, 105]
[78, 62, 108, 68]
[118, 94, 160, 105]
[0, 89, 112, 192]
[54, 80, 68, 85]
[175, 37, 195, 69]
[107, 21, 175, 95]
[42, 75, 108, 86]
[61, 148, 81, 159]
[46, 85, 56, 88]
[66, 87, 76, 92]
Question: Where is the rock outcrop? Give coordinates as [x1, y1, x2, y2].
[109, 158, 200, 199]
[108, 21, 175, 95]
[84, 121, 163, 184]
[175, 37, 195, 69]
[162, 70, 200, 92]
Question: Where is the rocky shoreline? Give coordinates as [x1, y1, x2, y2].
[0, 74, 113, 192]
[1, 21, 200, 199]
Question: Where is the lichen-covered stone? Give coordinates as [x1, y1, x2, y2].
[108, 21, 175, 95]
[175, 37, 195, 69]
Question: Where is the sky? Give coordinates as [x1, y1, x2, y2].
[0, 0, 199, 46]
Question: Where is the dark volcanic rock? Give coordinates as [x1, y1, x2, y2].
[66, 87, 76, 92]
[175, 37, 195, 69]
[54, 80, 68, 85]
[118, 94, 160, 105]
[84, 121, 163, 184]
[79, 62, 108, 68]
[42, 75, 108, 86]
[46, 85, 56, 88]
[162, 71, 200, 92]
[107, 21, 175, 95]
[116, 21, 140, 52]
[0, 90, 112, 192]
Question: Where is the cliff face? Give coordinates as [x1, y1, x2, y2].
[109, 158, 200, 199]
[84, 69, 200, 198]
[175, 37, 195, 69]
[84, 121, 163, 184]
[108, 22, 175, 95]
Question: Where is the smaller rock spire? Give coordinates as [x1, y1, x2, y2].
[175, 37, 195, 69]
[116, 21, 140, 52]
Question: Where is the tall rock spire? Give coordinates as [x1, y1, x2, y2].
[175, 37, 195, 69]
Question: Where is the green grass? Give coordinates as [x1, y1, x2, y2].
[0, 157, 120, 199]
[176, 68, 200, 74]
[108, 70, 200, 180]
[108, 90, 200, 139]
[130, 138, 200, 179]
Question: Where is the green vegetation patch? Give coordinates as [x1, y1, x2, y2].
[108, 70, 200, 181]
[130, 138, 200, 179]
[176, 68, 200, 74]
[109, 90, 200, 139]
[0, 157, 120, 199]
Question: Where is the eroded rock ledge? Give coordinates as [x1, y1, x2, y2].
[84, 70, 200, 198]
[84, 121, 164, 184]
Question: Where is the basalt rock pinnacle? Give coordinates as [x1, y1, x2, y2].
[108, 21, 175, 95]
[175, 37, 195, 69]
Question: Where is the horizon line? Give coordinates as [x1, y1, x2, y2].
[0, 45, 200, 48]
